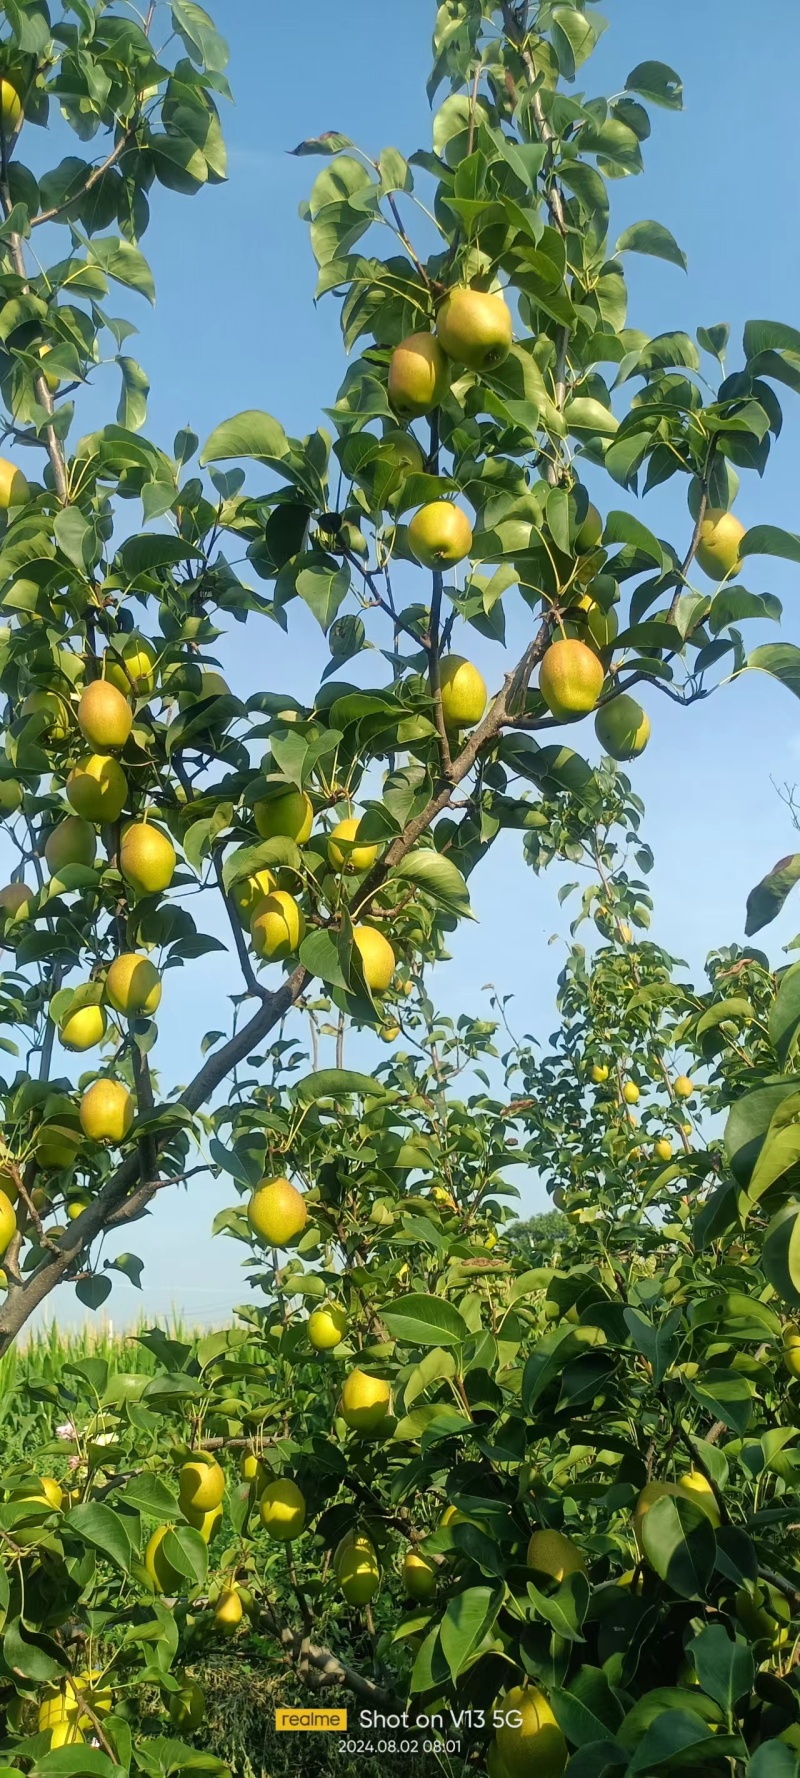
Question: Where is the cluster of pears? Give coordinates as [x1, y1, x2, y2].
[38, 1669, 113, 1750]
[1, 659, 178, 934]
[388, 286, 512, 581]
[238, 789, 397, 994]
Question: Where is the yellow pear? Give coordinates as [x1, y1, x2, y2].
[380, 1020, 400, 1042]
[179, 1455, 225, 1514]
[575, 502, 603, 552]
[104, 633, 157, 696]
[340, 1368, 391, 1434]
[695, 508, 745, 581]
[439, 656, 487, 728]
[248, 1175, 307, 1246]
[623, 1082, 640, 1105]
[105, 953, 162, 1017]
[678, 1469, 720, 1527]
[735, 1580, 791, 1649]
[120, 822, 176, 896]
[35, 1119, 82, 1170]
[67, 754, 127, 823]
[526, 1528, 586, 1582]
[437, 287, 513, 371]
[539, 639, 604, 721]
[402, 1547, 436, 1600]
[633, 1479, 683, 1553]
[0, 1189, 16, 1255]
[44, 816, 96, 874]
[327, 816, 379, 873]
[253, 788, 313, 843]
[388, 332, 448, 418]
[308, 1301, 347, 1350]
[381, 428, 425, 476]
[181, 1501, 222, 1543]
[66, 1193, 91, 1220]
[0, 453, 28, 508]
[408, 501, 473, 568]
[167, 1678, 205, 1732]
[78, 680, 132, 750]
[231, 868, 275, 927]
[353, 924, 395, 993]
[259, 1477, 306, 1541]
[591, 1063, 609, 1083]
[0, 881, 34, 920]
[250, 890, 305, 961]
[50, 1721, 85, 1748]
[37, 344, 60, 393]
[145, 1524, 184, 1595]
[60, 1003, 106, 1052]
[674, 1075, 694, 1099]
[335, 1530, 380, 1604]
[22, 688, 70, 739]
[0, 777, 21, 814]
[214, 1587, 243, 1635]
[595, 695, 650, 761]
[783, 1324, 800, 1380]
[654, 1137, 672, 1163]
[39, 1692, 72, 1733]
[0, 80, 22, 140]
[79, 1078, 134, 1144]
[496, 1685, 567, 1778]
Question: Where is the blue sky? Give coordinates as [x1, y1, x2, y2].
[14, 0, 800, 1329]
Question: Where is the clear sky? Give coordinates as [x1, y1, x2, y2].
[16, 0, 800, 1331]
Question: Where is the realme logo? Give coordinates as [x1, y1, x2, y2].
[275, 1709, 347, 1732]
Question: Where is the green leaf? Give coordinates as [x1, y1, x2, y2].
[563, 397, 618, 435]
[221, 836, 302, 892]
[698, 322, 730, 363]
[118, 534, 195, 578]
[64, 1502, 134, 1571]
[696, 997, 755, 1035]
[626, 60, 683, 109]
[687, 1624, 754, 1712]
[749, 1744, 800, 1778]
[741, 526, 800, 564]
[171, 0, 230, 73]
[686, 1370, 753, 1434]
[616, 220, 687, 271]
[295, 557, 350, 632]
[54, 506, 96, 573]
[623, 1306, 682, 1386]
[88, 238, 155, 304]
[440, 1586, 502, 1682]
[200, 410, 290, 466]
[161, 1525, 207, 1588]
[744, 318, 800, 361]
[382, 1294, 469, 1348]
[770, 967, 800, 1067]
[3, 1616, 69, 1683]
[641, 1494, 716, 1598]
[116, 356, 150, 432]
[292, 1068, 385, 1105]
[291, 132, 355, 157]
[603, 509, 668, 569]
[298, 929, 350, 991]
[746, 854, 800, 935]
[747, 643, 800, 702]
[527, 1571, 589, 1642]
[629, 1711, 721, 1774]
[387, 851, 473, 919]
[763, 1202, 800, 1309]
